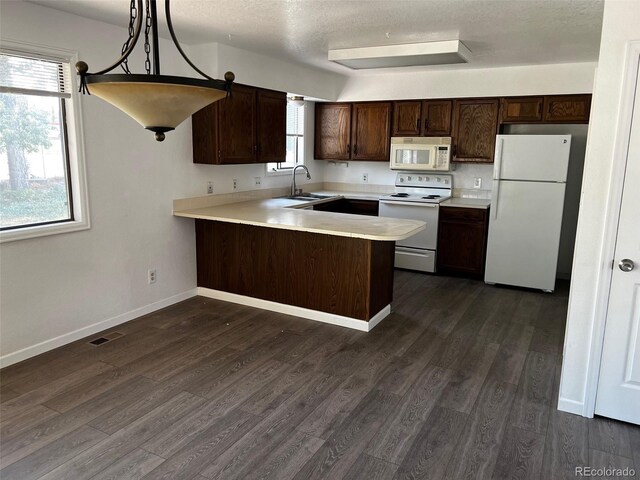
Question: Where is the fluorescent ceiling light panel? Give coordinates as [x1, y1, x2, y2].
[328, 40, 471, 69]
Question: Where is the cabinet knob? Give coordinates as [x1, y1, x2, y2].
[353, 144, 358, 155]
[416, 118, 420, 131]
[424, 119, 429, 131]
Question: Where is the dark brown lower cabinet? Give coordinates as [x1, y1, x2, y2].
[313, 198, 379, 216]
[195, 220, 394, 320]
[437, 206, 490, 277]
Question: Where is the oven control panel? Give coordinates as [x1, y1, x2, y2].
[397, 174, 452, 188]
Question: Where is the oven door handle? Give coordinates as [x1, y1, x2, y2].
[380, 200, 438, 208]
[395, 247, 430, 257]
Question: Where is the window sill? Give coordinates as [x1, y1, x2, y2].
[265, 168, 295, 177]
[0, 218, 90, 243]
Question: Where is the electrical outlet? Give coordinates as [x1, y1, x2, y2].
[207, 181, 213, 194]
[148, 269, 156, 284]
[362, 173, 369, 183]
[254, 177, 261, 186]
[474, 177, 482, 189]
[232, 179, 238, 191]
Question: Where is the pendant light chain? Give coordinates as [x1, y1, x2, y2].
[120, 0, 138, 74]
[143, 0, 152, 74]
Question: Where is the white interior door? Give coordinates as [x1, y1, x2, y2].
[595, 61, 640, 425]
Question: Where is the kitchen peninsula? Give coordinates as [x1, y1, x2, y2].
[174, 196, 425, 331]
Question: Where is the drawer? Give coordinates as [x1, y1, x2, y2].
[394, 247, 435, 273]
[440, 206, 486, 223]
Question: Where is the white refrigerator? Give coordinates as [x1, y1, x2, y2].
[484, 134, 571, 292]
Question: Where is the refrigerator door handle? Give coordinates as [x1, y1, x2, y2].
[494, 138, 504, 181]
[493, 179, 500, 220]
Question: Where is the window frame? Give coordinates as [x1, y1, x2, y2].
[0, 39, 90, 243]
[266, 101, 305, 176]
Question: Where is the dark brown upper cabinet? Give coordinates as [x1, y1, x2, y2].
[543, 94, 592, 123]
[452, 98, 500, 163]
[422, 100, 452, 136]
[500, 96, 544, 123]
[392, 101, 422, 136]
[499, 94, 591, 124]
[391, 100, 452, 137]
[314, 103, 352, 160]
[192, 84, 286, 165]
[351, 102, 391, 161]
[315, 102, 391, 161]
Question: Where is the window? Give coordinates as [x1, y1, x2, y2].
[267, 101, 304, 173]
[0, 43, 89, 242]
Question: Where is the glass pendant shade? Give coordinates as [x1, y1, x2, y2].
[86, 74, 227, 140]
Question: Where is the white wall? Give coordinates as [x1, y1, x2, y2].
[0, 1, 201, 364]
[559, 0, 640, 416]
[338, 62, 596, 101]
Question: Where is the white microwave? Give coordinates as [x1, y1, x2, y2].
[390, 137, 452, 171]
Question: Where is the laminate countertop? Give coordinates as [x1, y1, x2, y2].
[173, 196, 425, 241]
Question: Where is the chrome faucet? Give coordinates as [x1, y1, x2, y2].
[291, 164, 311, 196]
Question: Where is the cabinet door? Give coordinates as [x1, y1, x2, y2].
[452, 98, 499, 163]
[192, 103, 218, 165]
[218, 84, 257, 164]
[422, 100, 452, 136]
[392, 101, 422, 136]
[351, 102, 391, 161]
[256, 89, 286, 163]
[500, 96, 543, 123]
[314, 103, 352, 160]
[543, 94, 591, 123]
[437, 207, 489, 276]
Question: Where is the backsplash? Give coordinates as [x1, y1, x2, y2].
[321, 160, 493, 198]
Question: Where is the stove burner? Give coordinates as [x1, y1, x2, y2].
[423, 195, 441, 199]
[391, 193, 410, 197]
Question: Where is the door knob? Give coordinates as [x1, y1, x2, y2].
[619, 259, 635, 272]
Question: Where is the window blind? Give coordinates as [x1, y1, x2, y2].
[0, 51, 72, 98]
[286, 102, 304, 135]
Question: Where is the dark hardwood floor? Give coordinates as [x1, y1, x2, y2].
[1, 271, 638, 479]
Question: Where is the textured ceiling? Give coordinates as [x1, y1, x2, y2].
[29, 0, 604, 74]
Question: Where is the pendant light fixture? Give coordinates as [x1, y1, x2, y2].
[76, 0, 234, 141]
[288, 96, 305, 107]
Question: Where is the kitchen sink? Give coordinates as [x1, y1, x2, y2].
[278, 193, 339, 201]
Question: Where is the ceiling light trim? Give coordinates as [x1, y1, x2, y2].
[328, 40, 471, 70]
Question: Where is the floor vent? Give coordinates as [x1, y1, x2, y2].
[88, 331, 124, 346]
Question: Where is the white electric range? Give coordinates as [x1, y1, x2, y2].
[379, 173, 452, 273]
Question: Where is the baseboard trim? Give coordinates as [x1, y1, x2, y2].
[0, 289, 198, 368]
[197, 287, 390, 332]
[557, 397, 587, 417]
